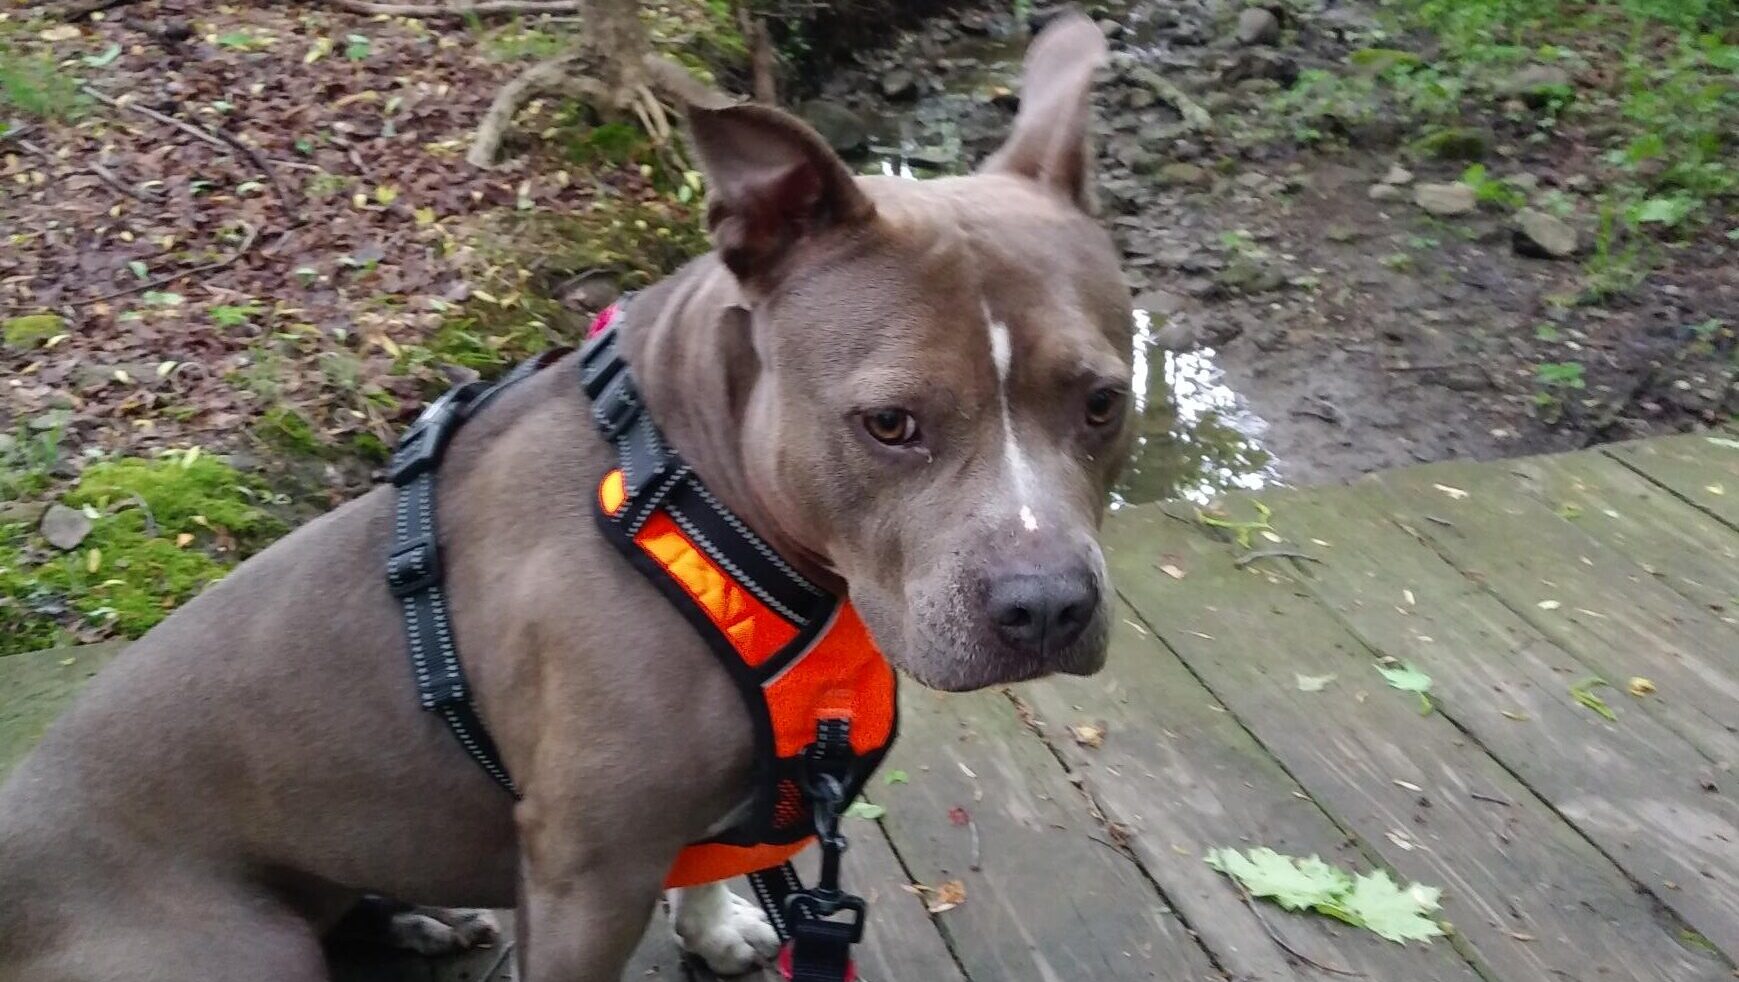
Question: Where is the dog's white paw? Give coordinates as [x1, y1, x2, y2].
[670, 883, 781, 976]
[388, 907, 500, 956]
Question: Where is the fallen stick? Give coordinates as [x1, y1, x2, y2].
[1233, 548, 1324, 569]
[322, 0, 581, 17]
[1232, 879, 1364, 978]
[75, 222, 258, 308]
[79, 85, 233, 153]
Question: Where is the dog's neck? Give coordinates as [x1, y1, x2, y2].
[610, 257, 844, 593]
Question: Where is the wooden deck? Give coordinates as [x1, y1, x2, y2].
[6, 433, 1737, 981]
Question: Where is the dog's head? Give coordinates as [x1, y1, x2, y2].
[687, 12, 1130, 691]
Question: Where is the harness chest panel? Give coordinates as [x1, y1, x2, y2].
[582, 316, 898, 889]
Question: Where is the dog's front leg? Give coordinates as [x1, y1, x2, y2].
[518, 850, 668, 982]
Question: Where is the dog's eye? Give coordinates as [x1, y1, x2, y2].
[862, 409, 920, 446]
[1085, 388, 1124, 427]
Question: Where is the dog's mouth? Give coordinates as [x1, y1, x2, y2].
[898, 610, 1111, 693]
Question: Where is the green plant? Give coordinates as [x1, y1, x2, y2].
[1459, 164, 1526, 209]
[1536, 361, 1586, 389]
[0, 421, 65, 502]
[0, 44, 82, 120]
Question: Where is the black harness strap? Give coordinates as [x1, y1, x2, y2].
[387, 352, 565, 798]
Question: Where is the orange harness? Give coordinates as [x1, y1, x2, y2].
[387, 301, 895, 977]
[580, 312, 898, 890]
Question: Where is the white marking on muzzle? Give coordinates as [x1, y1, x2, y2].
[985, 305, 1039, 532]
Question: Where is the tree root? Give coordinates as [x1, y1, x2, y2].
[320, 0, 583, 18]
[466, 52, 727, 169]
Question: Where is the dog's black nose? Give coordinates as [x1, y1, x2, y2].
[986, 568, 1098, 656]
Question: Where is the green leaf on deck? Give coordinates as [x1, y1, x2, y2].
[1337, 871, 1446, 944]
[1570, 677, 1617, 721]
[882, 769, 909, 785]
[1295, 673, 1337, 692]
[1376, 662, 1433, 714]
[1207, 848, 1446, 945]
[1205, 847, 1351, 911]
[844, 800, 886, 820]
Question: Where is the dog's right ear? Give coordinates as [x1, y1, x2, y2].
[686, 103, 875, 287]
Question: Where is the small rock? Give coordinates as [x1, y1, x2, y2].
[1513, 208, 1578, 259]
[1368, 182, 1403, 201]
[798, 100, 869, 156]
[0, 500, 48, 527]
[1097, 18, 1124, 38]
[1151, 316, 1199, 351]
[1156, 162, 1212, 187]
[1133, 288, 1189, 316]
[1221, 49, 1299, 87]
[1235, 7, 1281, 45]
[560, 270, 622, 311]
[1383, 164, 1414, 185]
[879, 69, 919, 102]
[40, 503, 93, 551]
[1503, 64, 1574, 109]
[1413, 182, 1477, 216]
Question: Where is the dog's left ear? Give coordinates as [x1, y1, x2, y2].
[979, 10, 1107, 212]
[686, 103, 876, 286]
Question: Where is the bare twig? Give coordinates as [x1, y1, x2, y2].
[50, 0, 142, 19]
[211, 127, 299, 219]
[1233, 548, 1324, 569]
[738, 4, 778, 104]
[87, 159, 153, 201]
[321, 0, 581, 17]
[1231, 879, 1365, 978]
[1469, 790, 1514, 807]
[79, 85, 232, 152]
[319, 0, 577, 15]
[115, 493, 158, 537]
[75, 223, 258, 307]
[966, 815, 982, 872]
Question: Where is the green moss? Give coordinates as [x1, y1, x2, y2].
[254, 405, 325, 456]
[0, 454, 286, 656]
[0, 43, 83, 122]
[3, 314, 64, 351]
[1410, 126, 1492, 161]
[521, 195, 710, 289]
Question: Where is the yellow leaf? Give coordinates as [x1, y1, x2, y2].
[86, 548, 102, 573]
[304, 36, 333, 63]
[374, 185, 398, 205]
[378, 335, 402, 358]
[192, 514, 211, 528]
[60, 657, 76, 666]
[1627, 677, 1656, 697]
[352, 192, 368, 209]
[413, 207, 436, 225]
[175, 532, 195, 548]
[41, 24, 83, 41]
[1068, 723, 1105, 749]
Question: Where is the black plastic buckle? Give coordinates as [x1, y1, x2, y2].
[386, 537, 440, 598]
[786, 891, 866, 945]
[592, 374, 642, 443]
[388, 384, 483, 486]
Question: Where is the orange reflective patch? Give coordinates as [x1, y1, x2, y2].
[665, 838, 812, 890]
[764, 606, 897, 758]
[634, 512, 799, 666]
[598, 468, 627, 516]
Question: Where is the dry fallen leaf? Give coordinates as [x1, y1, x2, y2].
[1161, 563, 1187, 580]
[1537, 600, 1561, 610]
[1069, 723, 1105, 749]
[1433, 483, 1469, 500]
[1627, 677, 1656, 697]
[175, 532, 195, 548]
[927, 880, 967, 913]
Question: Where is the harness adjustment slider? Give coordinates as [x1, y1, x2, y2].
[388, 382, 486, 486]
[386, 537, 441, 599]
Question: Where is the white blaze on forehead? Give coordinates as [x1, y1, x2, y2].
[984, 302, 1039, 532]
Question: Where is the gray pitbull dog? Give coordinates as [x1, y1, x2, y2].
[0, 13, 1132, 981]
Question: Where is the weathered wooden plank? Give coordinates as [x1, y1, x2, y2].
[1370, 461, 1739, 768]
[875, 687, 1220, 982]
[0, 639, 128, 780]
[1607, 434, 1739, 530]
[1110, 504, 1731, 982]
[682, 826, 970, 982]
[1503, 452, 1739, 615]
[1263, 483, 1739, 964]
[1024, 602, 1483, 982]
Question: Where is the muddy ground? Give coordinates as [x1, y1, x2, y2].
[800, 0, 1737, 496]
